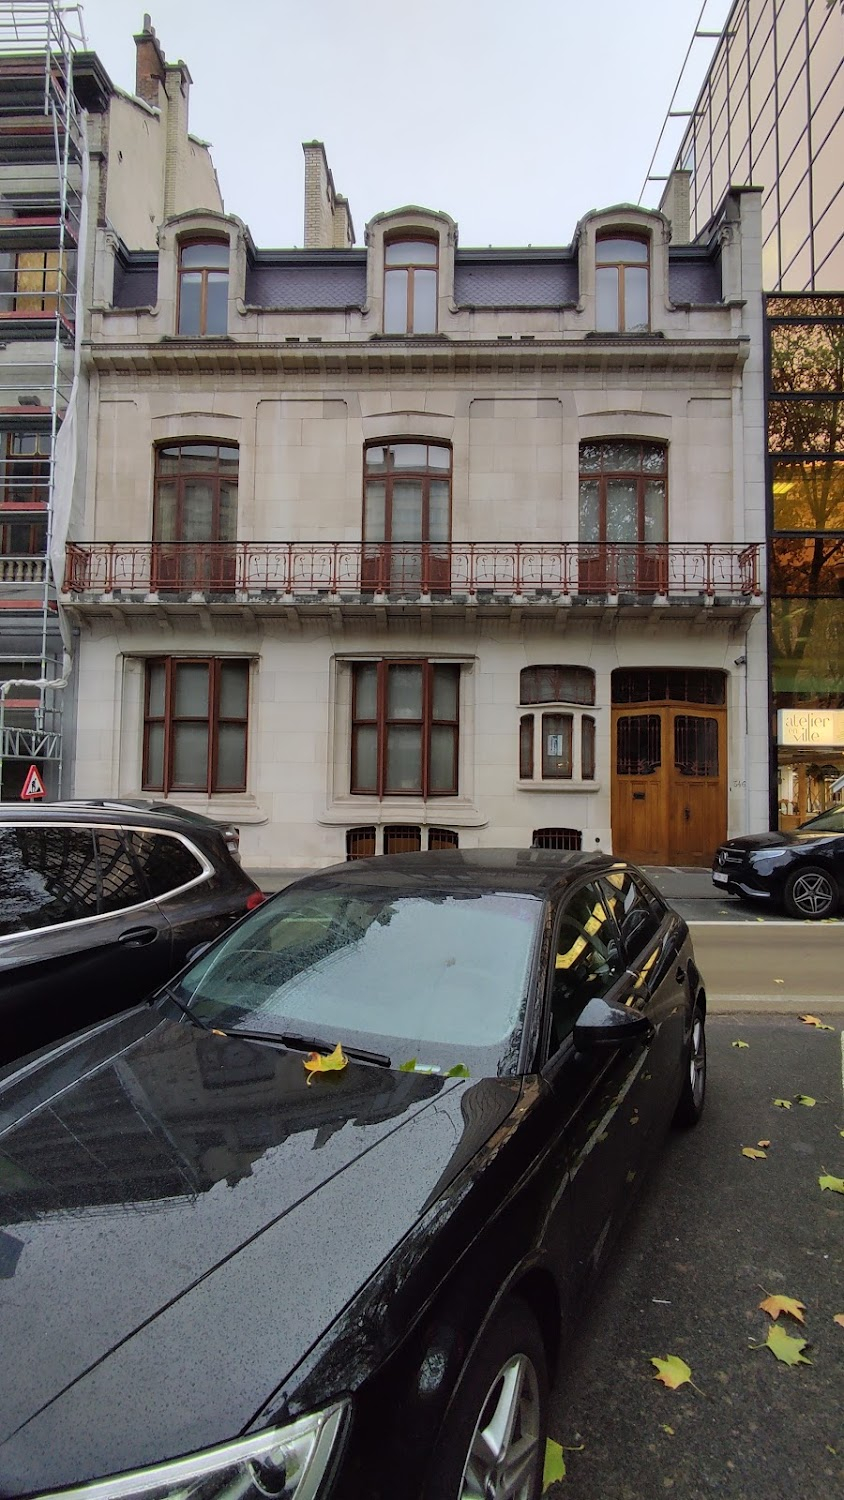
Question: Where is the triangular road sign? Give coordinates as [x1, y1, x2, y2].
[20, 764, 46, 800]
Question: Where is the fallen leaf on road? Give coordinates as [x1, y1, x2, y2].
[774, 979, 784, 985]
[757, 1139, 771, 1148]
[742, 1147, 767, 1159]
[796, 1095, 817, 1107]
[660, 1424, 675, 1436]
[833, 1314, 844, 1329]
[303, 1042, 348, 1085]
[819, 1173, 844, 1194]
[773, 1099, 792, 1109]
[799, 1014, 835, 1030]
[542, 1440, 565, 1490]
[759, 1294, 806, 1324]
[732, 1040, 750, 1049]
[753, 1325, 812, 1366]
[651, 1355, 693, 1390]
[756, 916, 766, 922]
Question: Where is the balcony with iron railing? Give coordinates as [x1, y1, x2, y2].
[62, 540, 762, 618]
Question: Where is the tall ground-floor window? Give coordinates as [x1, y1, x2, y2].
[351, 659, 459, 796]
[143, 657, 249, 793]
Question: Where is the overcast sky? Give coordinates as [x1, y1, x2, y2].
[76, 0, 733, 249]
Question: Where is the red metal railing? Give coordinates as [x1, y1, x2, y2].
[63, 541, 761, 599]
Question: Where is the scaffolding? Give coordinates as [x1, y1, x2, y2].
[0, 0, 87, 796]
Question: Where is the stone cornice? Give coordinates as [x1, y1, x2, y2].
[83, 335, 750, 378]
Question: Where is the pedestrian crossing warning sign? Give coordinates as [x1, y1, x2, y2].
[20, 764, 46, 800]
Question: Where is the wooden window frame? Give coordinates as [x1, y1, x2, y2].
[541, 712, 574, 780]
[142, 657, 249, 794]
[1, 431, 51, 509]
[578, 441, 667, 545]
[595, 234, 650, 332]
[519, 714, 534, 779]
[152, 441, 239, 543]
[520, 665, 595, 706]
[383, 237, 439, 334]
[351, 659, 460, 798]
[177, 239, 230, 336]
[362, 440, 453, 545]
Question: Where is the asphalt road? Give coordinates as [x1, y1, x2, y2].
[545, 1013, 844, 1499]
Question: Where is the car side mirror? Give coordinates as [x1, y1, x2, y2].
[573, 996, 655, 1050]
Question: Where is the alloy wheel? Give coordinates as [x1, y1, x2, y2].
[458, 1352, 542, 1500]
[689, 1017, 705, 1106]
[790, 871, 835, 917]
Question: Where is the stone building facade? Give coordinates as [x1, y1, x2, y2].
[62, 168, 768, 871]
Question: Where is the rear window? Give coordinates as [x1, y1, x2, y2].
[124, 830, 204, 898]
[0, 825, 98, 935]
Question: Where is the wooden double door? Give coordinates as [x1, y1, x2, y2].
[611, 705, 727, 866]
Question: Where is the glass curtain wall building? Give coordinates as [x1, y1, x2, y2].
[672, 0, 843, 291]
[768, 294, 844, 825]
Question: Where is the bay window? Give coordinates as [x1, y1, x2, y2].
[518, 666, 597, 784]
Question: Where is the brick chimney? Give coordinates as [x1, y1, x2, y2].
[303, 141, 355, 248]
[660, 168, 691, 245]
[134, 13, 166, 107]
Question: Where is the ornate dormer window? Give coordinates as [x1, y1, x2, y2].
[364, 207, 457, 335]
[576, 206, 669, 335]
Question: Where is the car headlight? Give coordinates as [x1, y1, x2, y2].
[37, 1403, 349, 1500]
[748, 848, 791, 868]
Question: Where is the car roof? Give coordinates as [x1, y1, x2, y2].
[291, 847, 633, 900]
[0, 801, 222, 837]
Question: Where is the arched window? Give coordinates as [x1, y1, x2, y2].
[178, 240, 229, 335]
[579, 440, 667, 592]
[152, 441, 238, 591]
[596, 234, 649, 332]
[520, 666, 595, 706]
[363, 441, 451, 592]
[384, 238, 438, 334]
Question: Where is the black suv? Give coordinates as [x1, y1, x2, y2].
[0, 803, 264, 1066]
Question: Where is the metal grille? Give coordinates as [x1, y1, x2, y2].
[345, 826, 376, 860]
[616, 715, 661, 775]
[532, 827, 582, 851]
[428, 827, 458, 850]
[612, 668, 726, 705]
[384, 825, 421, 854]
[674, 716, 719, 776]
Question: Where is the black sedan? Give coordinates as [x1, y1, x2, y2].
[712, 807, 844, 918]
[0, 850, 707, 1500]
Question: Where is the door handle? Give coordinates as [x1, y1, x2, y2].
[684, 807, 691, 821]
[118, 926, 158, 948]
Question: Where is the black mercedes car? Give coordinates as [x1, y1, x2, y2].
[0, 803, 264, 1064]
[712, 806, 844, 918]
[0, 850, 707, 1500]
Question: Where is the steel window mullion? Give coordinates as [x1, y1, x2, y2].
[208, 658, 219, 794]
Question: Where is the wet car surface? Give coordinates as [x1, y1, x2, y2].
[0, 849, 707, 1500]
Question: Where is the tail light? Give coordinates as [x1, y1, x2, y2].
[245, 891, 266, 911]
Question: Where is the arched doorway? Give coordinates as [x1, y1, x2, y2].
[611, 668, 727, 866]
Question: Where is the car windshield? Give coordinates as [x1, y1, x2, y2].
[170, 882, 543, 1076]
[798, 807, 844, 834]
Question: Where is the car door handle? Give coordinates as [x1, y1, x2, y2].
[118, 926, 159, 948]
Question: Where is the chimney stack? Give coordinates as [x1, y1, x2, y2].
[660, 168, 692, 245]
[303, 141, 355, 248]
[134, 13, 166, 107]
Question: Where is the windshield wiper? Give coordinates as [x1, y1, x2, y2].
[224, 1028, 391, 1068]
[156, 986, 213, 1032]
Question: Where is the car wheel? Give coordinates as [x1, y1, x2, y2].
[424, 1297, 548, 1500]
[783, 865, 839, 920]
[673, 1006, 706, 1128]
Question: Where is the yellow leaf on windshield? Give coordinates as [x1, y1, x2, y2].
[303, 1043, 348, 1085]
